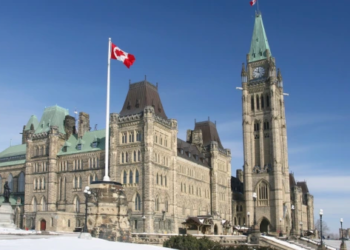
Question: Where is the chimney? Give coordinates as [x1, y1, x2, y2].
[78, 112, 90, 138]
[64, 115, 76, 140]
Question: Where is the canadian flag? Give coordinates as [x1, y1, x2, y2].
[250, 0, 257, 6]
[110, 43, 135, 68]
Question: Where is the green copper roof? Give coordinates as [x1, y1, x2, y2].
[0, 144, 26, 159]
[24, 115, 39, 131]
[35, 105, 69, 134]
[0, 144, 26, 167]
[248, 13, 272, 62]
[57, 129, 105, 156]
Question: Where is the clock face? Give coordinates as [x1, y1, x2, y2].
[253, 67, 265, 78]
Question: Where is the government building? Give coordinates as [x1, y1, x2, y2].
[0, 13, 314, 236]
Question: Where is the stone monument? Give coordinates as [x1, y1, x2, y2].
[0, 182, 17, 228]
[87, 181, 131, 242]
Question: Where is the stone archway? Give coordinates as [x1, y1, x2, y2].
[260, 218, 269, 234]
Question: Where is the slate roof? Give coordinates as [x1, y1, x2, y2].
[289, 173, 297, 188]
[35, 105, 69, 134]
[194, 121, 224, 149]
[58, 129, 105, 156]
[120, 80, 167, 119]
[177, 138, 209, 167]
[24, 115, 39, 131]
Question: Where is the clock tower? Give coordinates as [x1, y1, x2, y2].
[241, 12, 291, 235]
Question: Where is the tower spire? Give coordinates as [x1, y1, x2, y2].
[248, 13, 271, 63]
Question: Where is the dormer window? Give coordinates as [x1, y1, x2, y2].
[92, 141, 98, 148]
[127, 101, 131, 110]
[62, 146, 67, 152]
[77, 144, 82, 150]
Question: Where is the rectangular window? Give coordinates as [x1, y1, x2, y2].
[134, 220, 138, 229]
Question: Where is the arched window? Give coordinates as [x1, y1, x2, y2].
[133, 151, 136, 162]
[7, 174, 13, 191]
[41, 197, 47, 211]
[123, 171, 127, 184]
[135, 170, 139, 184]
[155, 197, 159, 211]
[164, 176, 167, 187]
[74, 196, 80, 213]
[240, 205, 243, 211]
[74, 176, 78, 188]
[256, 95, 260, 109]
[0, 175, 2, 194]
[251, 96, 255, 111]
[36, 147, 39, 156]
[96, 158, 99, 168]
[79, 176, 82, 189]
[122, 133, 127, 143]
[257, 182, 269, 206]
[129, 170, 133, 184]
[125, 152, 129, 163]
[266, 94, 270, 107]
[90, 175, 93, 184]
[135, 193, 141, 210]
[18, 172, 25, 192]
[42, 178, 45, 190]
[138, 150, 141, 161]
[32, 197, 37, 212]
[181, 183, 183, 192]
[160, 175, 163, 185]
[156, 173, 159, 185]
[122, 153, 124, 163]
[261, 95, 264, 108]
[129, 132, 134, 143]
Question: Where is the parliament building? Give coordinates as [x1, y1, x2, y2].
[0, 13, 314, 236]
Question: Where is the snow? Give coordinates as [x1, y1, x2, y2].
[0, 236, 174, 250]
[0, 227, 39, 235]
[262, 235, 308, 250]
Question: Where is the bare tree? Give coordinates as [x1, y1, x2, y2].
[315, 219, 330, 236]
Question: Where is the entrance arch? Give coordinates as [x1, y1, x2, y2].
[260, 218, 269, 234]
[214, 224, 218, 235]
[40, 219, 46, 231]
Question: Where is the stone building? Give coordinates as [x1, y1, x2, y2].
[231, 12, 314, 236]
[0, 81, 232, 234]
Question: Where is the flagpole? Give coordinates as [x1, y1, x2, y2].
[257, 0, 260, 13]
[103, 37, 111, 182]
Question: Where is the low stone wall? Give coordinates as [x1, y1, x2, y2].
[131, 233, 247, 246]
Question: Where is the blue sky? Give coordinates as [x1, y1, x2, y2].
[0, 0, 349, 234]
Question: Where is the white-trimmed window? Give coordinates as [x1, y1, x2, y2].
[135, 193, 141, 211]
[257, 182, 269, 206]
[122, 133, 127, 144]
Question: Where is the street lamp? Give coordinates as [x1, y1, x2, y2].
[83, 186, 91, 233]
[279, 217, 283, 237]
[253, 192, 257, 226]
[142, 215, 146, 233]
[320, 209, 323, 247]
[291, 205, 295, 236]
[247, 212, 250, 229]
[300, 221, 303, 237]
[341, 218, 344, 245]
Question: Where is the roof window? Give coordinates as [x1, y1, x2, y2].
[77, 144, 82, 150]
[92, 141, 98, 148]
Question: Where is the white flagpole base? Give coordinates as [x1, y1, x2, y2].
[103, 176, 111, 181]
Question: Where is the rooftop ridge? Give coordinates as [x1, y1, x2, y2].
[129, 80, 158, 91]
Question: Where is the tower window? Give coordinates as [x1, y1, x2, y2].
[251, 96, 255, 111]
[266, 94, 270, 107]
[261, 95, 264, 108]
[256, 95, 260, 110]
[258, 182, 269, 206]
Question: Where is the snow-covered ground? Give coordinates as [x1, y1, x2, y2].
[0, 227, 39, 235]
[0, 236, 173, 250]
[262, 235, 308, 250]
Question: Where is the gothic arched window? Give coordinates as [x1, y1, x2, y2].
[256, 95, 260, 109]
[135, 193, 141, 211]
[129, 170, 133, 184]
[165, 199, 168, 212]
[7, 174, 13, 191]
[138, 150, 141, 161]
[133, 151, 136, 162]
[125, 152, 129, 163]
[251, 96, 255, 111]
[74, 196, 80, 213]
[135, 170, 139, 184]
[261, 95, 264, 108]
[155, 197, 159, 211]
[32, 197, 37, 212]
[18, 172, 25, 192]
[123, 171, 127, 184]
[266, 94, 270, 107]
[257, 182, 269, 206]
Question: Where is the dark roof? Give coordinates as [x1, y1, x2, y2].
[231, 176, 244, 194]
[297, 181, 309, 194]
[289, 173, 297, 188]
[177, 138, 209, 167]
[119, 80, 167, 119]
[194, 121, 223, 149]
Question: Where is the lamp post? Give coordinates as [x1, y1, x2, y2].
[142, 215, 146, 233]
[253, 192, 257, 226]
[340, 218, 347, 250]
[291, 205, 295, 236]
[320, 209, 323, 248]
[83, 186, 91, 233]
[279, 217, 283, 237]
[300, 221, 303, 237]
[247, 212, 250, 231]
